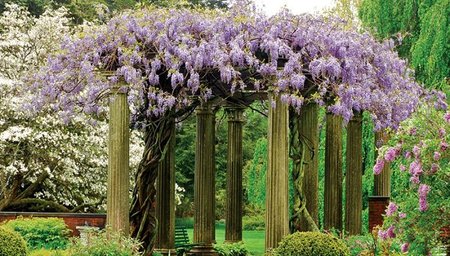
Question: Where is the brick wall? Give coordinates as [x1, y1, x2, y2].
[368, 196, 390, 232]
[0, 212, 106, 237]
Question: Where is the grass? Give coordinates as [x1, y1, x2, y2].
[186, 222, 266, 256]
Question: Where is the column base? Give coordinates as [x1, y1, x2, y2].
[188, 245, 217, 256]
[154, 248, 176, 255]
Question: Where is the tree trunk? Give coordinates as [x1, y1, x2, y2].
[130, 116, 175, 255]
[289, 105, 319, 232]
[155, 121, 176, 254]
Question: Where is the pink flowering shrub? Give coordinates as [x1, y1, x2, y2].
[374, 105, 450, 254]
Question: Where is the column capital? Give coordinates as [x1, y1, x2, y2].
[196, 103, 214, 115]
[225, 106, 245, 123]
[350, 111, 363, 123]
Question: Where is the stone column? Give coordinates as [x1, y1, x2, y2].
[298, 103, 319, 230]
[324, 113, 343, 231]
[265, 95, 289, 254]
[225, 106, 245, 243]
[192, 104, 217, 255]
[345, 113, 363, 235]
[107, 85, 130, 235]
[374, 131, 391, 196]
[155, 122, 176, 254]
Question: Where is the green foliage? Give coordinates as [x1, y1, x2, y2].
[411, 0, 449, 90]
[175, 217, 194, 229]
[273, 231, 350, 256]
[68, 229, 142, 256]
[344, 234, 374, 256]
[245, 138, 267, 210]
[2, 217, 70, 250]
[242, 215, 265, 231]
[0, 226, 27, 256]
[359, 0, 449, 90]
[214, 242, 248, 256]
[29, 249, 69, 256]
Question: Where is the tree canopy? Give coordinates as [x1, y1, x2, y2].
[359, 0, 449, 90]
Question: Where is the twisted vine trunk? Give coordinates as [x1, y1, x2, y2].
[289, 109, 319, 232]
[130, 116, 175, 255]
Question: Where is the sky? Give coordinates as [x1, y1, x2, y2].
[253, 0, 335, 15]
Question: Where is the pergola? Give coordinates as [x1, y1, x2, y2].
[107, 87, 392, 255]
[30, 4, 425, 256]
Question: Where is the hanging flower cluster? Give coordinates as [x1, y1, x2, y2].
[29, 3, 444, 129]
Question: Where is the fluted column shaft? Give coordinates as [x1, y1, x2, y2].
[192, 104, 217, 255]
[298, 103, 319, 229]
[265, 95, 289, 253]
[345, 113, 363, 235]
[324, 113, 343, 231]
[107, 86, 130, 235]
[155, 122, 176, 253]
[374, 131, 391, 196]
[225, 106, 245, 243]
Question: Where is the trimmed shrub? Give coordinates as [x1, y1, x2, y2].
[68, 229, 142, 256]
[214, 242, 248, 256]
[2, 217, 71, 250]
[242, 215, 265, 231]
[0, 226, 27, 256]
[273, 232, 350, 256]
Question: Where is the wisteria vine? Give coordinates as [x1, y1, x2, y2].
[29, 4, 445, 130]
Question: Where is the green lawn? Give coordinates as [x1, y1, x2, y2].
[186, 223, 265, 256]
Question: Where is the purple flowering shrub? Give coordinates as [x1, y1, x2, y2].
[374, 105, 450, 254]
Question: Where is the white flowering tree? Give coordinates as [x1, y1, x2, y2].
[0, 4, 148, 212]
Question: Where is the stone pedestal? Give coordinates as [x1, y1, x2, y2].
[155, 122, 176, 253]
[107, 86, 130, 235]
[345, 113, 363, 235]
[192, 104, 217, 255]
[225, 106, 245, 243]
[324, 113, 343, 231]
[265, 95, 289, 254]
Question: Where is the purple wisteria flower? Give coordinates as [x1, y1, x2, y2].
[440, 141, 448, 151]
[433, 151, 441, 161]
[418, 184, 430, 212]
[401, 243, 409, 253]
[373, 158, 385, 175]
[385, 202, 398, 216]
[444, 112, 450, 123]
[27, 5, 433, 128]
[384, 147, 398, 162]
[430, 163, 439, 174]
